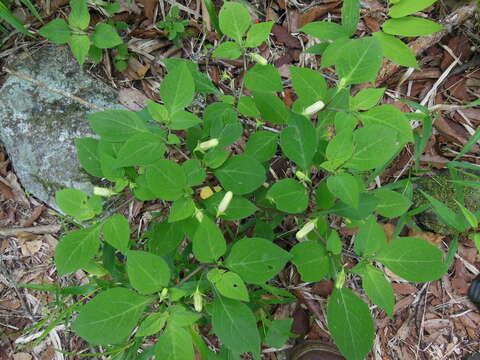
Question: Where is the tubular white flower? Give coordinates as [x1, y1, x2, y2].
[217, 191, 233, 217]
[93, 186, 114, 197]
[250, 53, 268, 65]
[295, 219, 317, 240]
[193, 288, 203, 312]
[302, 100, 325, 117]
[197, 138, 219, 152]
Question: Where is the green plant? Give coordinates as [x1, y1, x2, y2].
[156, 6, 189, 47]
[22, 1, 480, 360]
[0, 0, 39, 37]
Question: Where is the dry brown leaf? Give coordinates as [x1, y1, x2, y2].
[139, 0, 156, 23]
[13, 353, 32, 360]
[382, 223, 395, 243]
[271, 25, 301, 49]
[407, 228, 445, 246]
[297, 2, 340, 29]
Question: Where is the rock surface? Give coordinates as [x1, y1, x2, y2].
[0, 45, 122, 210]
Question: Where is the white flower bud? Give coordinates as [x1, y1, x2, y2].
[217, 191, 233, 217]
[302, 100, 325, 117]
[196, 138, 219, 152]
[195, 208, 204, 223]
[193, 288, 203, 312]
[93, 186, 114, 197]
[250, 53, 268, 65]
[295, 219, 317, 240]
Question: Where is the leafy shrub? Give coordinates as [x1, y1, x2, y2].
[25, 1, 480, 359]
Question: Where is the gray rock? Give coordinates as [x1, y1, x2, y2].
[0, 45, 122, 210]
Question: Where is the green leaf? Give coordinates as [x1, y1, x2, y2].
[372, 32, 419, 69]
[341, 0, 360, 36]
[69, 34, 90, 66]
[55, 226, 100, 276]
[455, 200, 478, 229]
[208, 269, 249, 302]
[136, 312, 168, 337]
[375, 237, 446, 282]
[238, 96, 260, 118]
[253, 92, 289, 124]
[226, 237, 291, 284]
[103, 214, 130, 254]
[92, 23, 122, 48]
[280, 112, 317, 170]
[211, 121, 243, 148]
[267, 178, 309, 214]
[193, 216, 226, 263]
[147, 221, 184, 256]
[211, 295, 261, 357]
[374, 189, 412, 218]
[264, 319, 294, 349]
[55, 189, 95, 220]
[126, 250, 171, 294]
[212, 41, 242, 59]
[359, 104, 413, 143]
[245, 21, 274, 47]
[244, 64, 282, 93]
[115, 133, 166, 167]
[336, 37, 383, 85]
[69, 0, 90, 30]
[325, 129, 354, 169]
[203, 192, 258, 220]
[291, 241, 329, 282]
[160, 63, 195, 114]
[204, 150, 230, 169]
[327, 173, 360, 208]
[245, 131, 277, 163]
[215, 155, 266, 195]
[382, 17, 443, 37]
[300, 21, 349, 41]
[155, 325, 194, 360]
[168, 305, 201, 327]
[146, 159, 187, 201]
[168, 197, 195, 222]
[170, 110, 202, 130]
[182, 159, 206, 186]
[73, 288, 153, 345]
[219, 1, 251, 43]
[0, 2, 32, 36]
[389, 0, 437, 18]
[316, 182, 336, 210]
[290, 66, 327, 105]
[38, 19, 71, 44]
[321, 37, 352, 68]
[354, 264, 394, 317]
[88, 110, 148, 142]
[327, 287, 375, 360]
[147, 101, 169, 123]
[345, 125, 400, 171]
[75, 138, 102, 177]
[354, 215, 386, 256]
[327, 230, 342, 255]
[350, 88, 385, 111]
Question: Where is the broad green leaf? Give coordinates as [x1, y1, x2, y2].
[160, 63, 195, 114]
[147, 101, 169, 123]
[211, 121, 243, 148]
[389, 0, 437, 18]
[327, 173, 359, 208]
[182, 159, 206, 186]
[327, 230, 342, 255]
[316, 182, 336, 210]
[359, 104, 413, 143]
[208, 269, 249, 302]
[325, 129, 354, 169]
[155, 325, 194, 360]
[291, 241, 329, 282]
[345, 125, 399, 171]
[372, 32, 419, 69]
[168, 197, 195, 223]
[327, 287, 375, 360]
[253, 91, 289, 124]
[168, 305, 201, 327]
[320, 37, 350, 68]
[73, 288, 153, 345]
[280, 112, 317, 170]
[115, 133, 166, 167]
[170, 110, 202, 130]
[245, 21, 274, 47]
[127, 250, 171, 294]
[374, 189, 412, 218]
[203, 192, 258, 220]
[55, 189, 95, 220]
[244, 64, 282, 93]
[211, 295, 261, 357]
[219, 1, 251, 43]
[193, 216, 226, 263]
[382, 17, 443, 37]
[55, 226, 100, 275]
[88, 110, 148, 142]
[69, 0, 90, 30]
[215, 155, 266, 195]
[212, 41, 242, 59]
[336, 37, 383, 85]
[203, 102, 236, 133]
[75, 138, 102, 177]
[354, 264, 394, 317]
[238, 96, 260, 118]
[146, 159, 187, 201]
[147, 221, 184, 256]
[354, 215, 386, 256]
[103, 214, 130, 254]
[267, 179, 308, 214]
[328, 193, 379, 221]
[245, 131, 277, 162]
[204, 150, 230, 169]
[226, 237, 291, 284]
[91, 23, 122, 48]
[341, 0, 360, 36]
[69, 34, 90, 66]
[350, 88, 385, 111]
[334, 111, 358, 134]
[455, 200, 478, 229]
[38, 19, 71, 43]
[290, 66, 327, 105]
[136, 312, 168, 337]
[264, 319, 294, 349]
[375, 237, 446, 282]
[300, 21, 349, 41]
